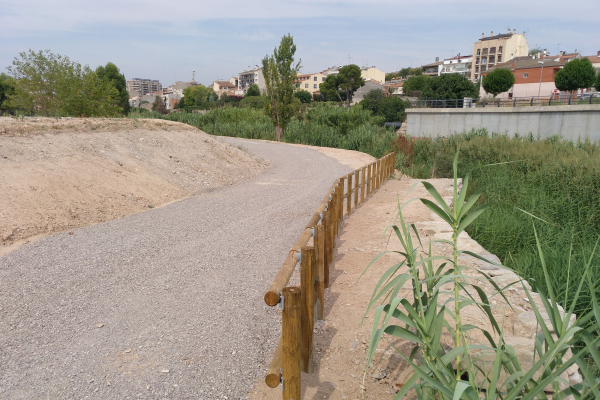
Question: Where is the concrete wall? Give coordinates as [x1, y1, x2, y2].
[406, 105, 600, 141]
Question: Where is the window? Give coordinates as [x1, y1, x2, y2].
[314, 84, 317, 89]
[481, 66, 487, 72]
[497, 55, 502, 63]
[305, 83, 308, 88]
[498, 46, 503, 54]
[476, 57, 480, 65]
[489, 56, 495, 64]
[523, 72, 528, 78]
[490, 47, 496, 55]
[322, 77, 326, 81]
[477, 49, 481, 56]
[482, 48, 488, 55]
[296, 83, 300, 88]
[475, 66, 479, 73]
[481, 57, 487, 65]
[314, 77, 317, 81]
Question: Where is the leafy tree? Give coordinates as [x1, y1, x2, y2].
[595, 70, 600, 92]
[529, 47, 544, 56]
[420, 74, 478, 100]
[152, 96, 167, 114]
[402, 75, 431, 97]
[360, 89, 386, 115]
[336, 64, 365, 106]
[6, 49, 120, 117]
[0, 73, 15, 111]
[319, 75, 345, 102]
[245, 83, 261, 97]
[183, 85, 201, 106]
[482, 67, 515, 97]
[96, 62, 129, 114]
[175, 97, 185, 109]
[294, 89, 312, 103]
[262, 34, 301, 141]
[554, 58, 597, 93]
[408, 67, 423, 76]
[378, 96, 410, 122]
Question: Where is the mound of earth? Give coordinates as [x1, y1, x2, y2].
[0, 117, 268, 253]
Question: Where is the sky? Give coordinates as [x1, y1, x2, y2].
[1, 0, 598, 87]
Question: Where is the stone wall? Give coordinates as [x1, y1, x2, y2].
[406, 105, 600, 141]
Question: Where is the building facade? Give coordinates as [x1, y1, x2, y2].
[238, 67, 265, 94]
[361, 67, 385, 84]
[472, 29, 529, 82]
[126, 78, 163, 96]
[421, 61, 442, 77]
[296, 72, 327, 94]
[440, 55, 473, 80]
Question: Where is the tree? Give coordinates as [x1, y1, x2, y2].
[152, 96, 167, 114]
[0, 73, 15, 112]
[183, 85, 201, 106]
[482, 68, 515, 97]
[239, 96, 265, 109]
[319, 75, 346, 102]
[360, 89, 386, 115]
[529, 47, 544, 56]
[245, 83, 261, 97]
[378, 97, 410, 122]
[554, 58, 597, 93]
[595, 70, 600, 92]
[96, 62, 129, 114]
[336, 64, 365, 106]
[6, 49, 120, 117]
[294, 89, 312, 103]
[402, 75, 431, 97]
[420, 74, 478, 100]
[262, 34, 301, 142]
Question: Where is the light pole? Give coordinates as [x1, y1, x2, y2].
[537, 60, 546, 105]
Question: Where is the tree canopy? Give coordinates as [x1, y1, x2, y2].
[554, 58, 597, 92]
[245, 83, 261, 97]
[595, 70, 600, 92]
[262, 34, 301, 141]
[0, 73, 15, 111]
[152, 96, 167, 114]
[420, 73, 478, 100]
[360, 89, 386, 115]
[294, 89, 312, 103]
[336, 64, 365, 106]
[319, 75, 346, 102]
[359, 89, 409, 122]
[482, 68, 515, 97]
[6, 49, 122, 116]
[96, 62, 130, 114]
[402, 75, 431, 97]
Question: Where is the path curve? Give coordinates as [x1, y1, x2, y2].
[0, 138, 354, 399]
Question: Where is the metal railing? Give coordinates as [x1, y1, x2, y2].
[263, 153, 396, 399]
[411, 94, 600, 109]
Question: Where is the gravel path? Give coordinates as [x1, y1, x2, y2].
[0, 138, 352, 399]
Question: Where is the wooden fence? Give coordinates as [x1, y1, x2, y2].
[262, 152, 396, 399]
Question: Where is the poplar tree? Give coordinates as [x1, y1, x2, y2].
[262, 34, 301, 142]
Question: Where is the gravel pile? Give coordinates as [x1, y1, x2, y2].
[0, 137, 351, 399]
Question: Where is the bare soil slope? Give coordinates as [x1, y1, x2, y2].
[0, 117, 267, 253]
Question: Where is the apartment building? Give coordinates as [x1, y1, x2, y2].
[421, 60, 442, 77]
[238, 67, 265, 94]
[296, 72, 327, 94]
[126, 78, 163, 96]
[440, 54, 473, 79]
[319, 66, 385, 84]
[482, 55, 565, 97]
[212, 80, 237, 97]
[471, 29, 529, 81]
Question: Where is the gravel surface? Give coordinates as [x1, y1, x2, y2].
[0, 138, 352, 399]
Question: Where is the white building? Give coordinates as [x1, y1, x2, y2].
[439, 54, 473, 79]
[238, 66, 265, 94]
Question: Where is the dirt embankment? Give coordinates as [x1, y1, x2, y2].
[0, 117, 268, 254]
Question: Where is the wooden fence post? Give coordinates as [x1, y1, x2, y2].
[338, 177, 345, 226]
[370, 162, 375, 195]
[361, 166, 366, 204]
[314, 225, 325, 320]
[378, 159, 382, 188]
[282, 287, 301, 400]
[346, 173, 352, 216]
[374, 160, 379, 190]
[332, 185, 338, 239]
[323, 208, 331, 288]
[366, 164, 371, 197]
[354, 170, 359, 210]
[301, 246, 315, 373]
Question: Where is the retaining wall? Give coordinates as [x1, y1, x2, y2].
[406, 105, 600, 141]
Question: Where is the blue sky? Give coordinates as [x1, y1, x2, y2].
[1, 0, 598, 86]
